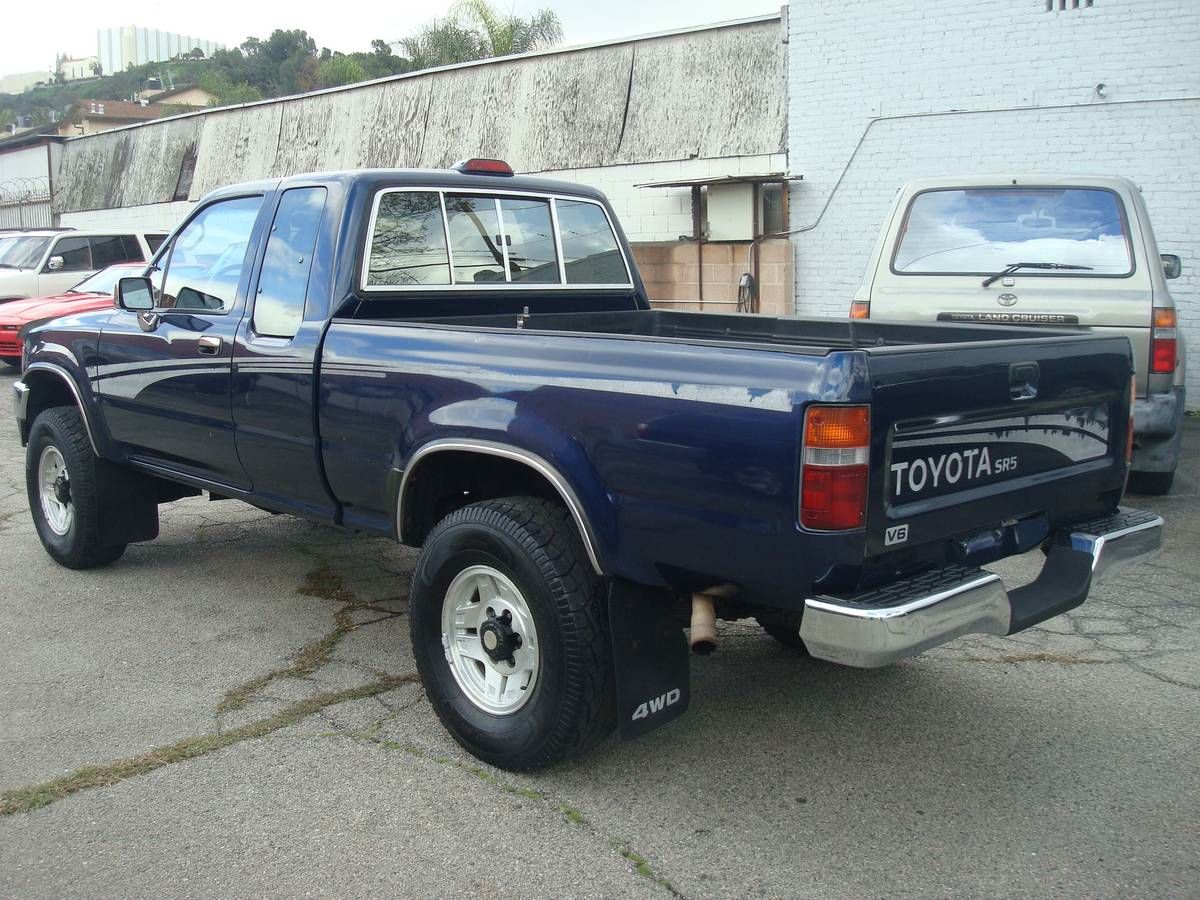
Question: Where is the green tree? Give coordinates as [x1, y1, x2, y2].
[397, 1, 562, 70]
[198, 70, 263, 106]
[317, 55, 368, 89]
[458, 0, 562, 56]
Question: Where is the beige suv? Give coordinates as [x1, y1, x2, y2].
[851, 174, 1185, 493]
[0, 229, 168, 303]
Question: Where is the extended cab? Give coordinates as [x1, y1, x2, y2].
[850, 175, 1186, 494]
[14, 164, 1164, 770]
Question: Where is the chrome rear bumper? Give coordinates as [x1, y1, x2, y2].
[799, 507, 1163, 668]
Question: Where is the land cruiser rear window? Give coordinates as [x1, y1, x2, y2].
[892, 187, 1133, 276]
[363, 189, 631, 291]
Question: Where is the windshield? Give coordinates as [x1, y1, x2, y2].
[0, 236, 52, 270]
[69, 264, 143, 294]
[893, 188, 1133, 276]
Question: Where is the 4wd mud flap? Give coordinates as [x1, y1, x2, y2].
[608, 581, 690, 740]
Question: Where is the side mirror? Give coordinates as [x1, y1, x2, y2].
[45, 255, 64, 271]
[115, 276, 154, 311]
[1161, 253, 1182, 280]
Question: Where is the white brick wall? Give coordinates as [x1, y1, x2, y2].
[56, 154, 788, 244]
[59, 200, 195, 232]
[788, 0, 1200, 405]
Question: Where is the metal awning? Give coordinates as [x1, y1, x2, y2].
[633, 173, 800, 189]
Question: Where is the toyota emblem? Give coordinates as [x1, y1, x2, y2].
[997, 293, 1018, 307]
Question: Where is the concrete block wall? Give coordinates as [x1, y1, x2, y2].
[59, 200, 195, 232]
[787, 0, 1200, 404]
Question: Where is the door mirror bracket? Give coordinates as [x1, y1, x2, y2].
[115, 276, 155, 311]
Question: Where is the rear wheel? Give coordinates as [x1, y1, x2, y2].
[1128, 469, 1175, 496]
[409, 496, 615, 770]
[26, 407, 126, 569]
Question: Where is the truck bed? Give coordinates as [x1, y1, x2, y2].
[342, 305, 1068, 354]
[320, 304, 1132, 604]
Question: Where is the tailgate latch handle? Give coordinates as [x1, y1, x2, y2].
[1009, 362, 1039, 400]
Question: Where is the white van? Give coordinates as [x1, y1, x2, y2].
[851, 175, 1185, 493]
[0, 229, 168, 302]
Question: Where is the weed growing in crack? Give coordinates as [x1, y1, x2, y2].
[0, 675, 417, 817]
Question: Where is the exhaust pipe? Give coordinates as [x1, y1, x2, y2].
[689, 584, 736, 655]
[690, 594, 717, 654]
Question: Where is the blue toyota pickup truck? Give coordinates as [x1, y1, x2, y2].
[14, 162, 1164, 769]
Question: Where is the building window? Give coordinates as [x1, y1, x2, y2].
[1046, 0, 1094, 10]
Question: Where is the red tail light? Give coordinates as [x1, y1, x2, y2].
[1151, 307, 1177, 375]
[849, 300, 870, 319]
[453, 158, 514, 176]
[801, 405, 870, 530]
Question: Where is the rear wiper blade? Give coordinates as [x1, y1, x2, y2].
[982, 261, 1094, 288]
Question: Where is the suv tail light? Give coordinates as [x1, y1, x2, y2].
[849, 300, 870, 319]
[1151, 307, 1177, 374]
[800, 405, 870, 530]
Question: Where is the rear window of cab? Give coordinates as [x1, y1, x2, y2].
[891, 187, 1134, 277]
[363, 189, 632, 290]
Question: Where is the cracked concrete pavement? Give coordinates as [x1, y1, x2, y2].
[1, 370, 1196, 898]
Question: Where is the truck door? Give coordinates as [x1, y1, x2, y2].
[231, 185, 337, 519]
[94, 194, 266, 488]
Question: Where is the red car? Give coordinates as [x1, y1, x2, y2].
[0, 264, 144, 368]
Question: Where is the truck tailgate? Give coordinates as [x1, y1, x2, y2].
[863, 334, 1132, 563]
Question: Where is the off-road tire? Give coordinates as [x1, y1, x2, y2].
[26, 407, 127, 569]
[409, 496, 615, 770]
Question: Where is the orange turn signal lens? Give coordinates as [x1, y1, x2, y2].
[1153, 307, 1176, 329]
[804, 405, 870, 449]
[849, 300, 870, 320]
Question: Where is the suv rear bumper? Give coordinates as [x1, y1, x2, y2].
[1133, 387, 1183, 437]
[799, 508, 1163, 667]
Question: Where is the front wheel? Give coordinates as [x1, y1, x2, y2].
[26, 407, 126, 569]
[409, 497, 615, 770]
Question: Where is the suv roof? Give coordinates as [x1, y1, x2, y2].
[900, 174, 1139, 192]
[0, 228, 164, 237]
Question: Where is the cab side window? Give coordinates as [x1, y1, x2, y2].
[159, 196, 262, 311]
[253, 187, 326, 339]
[48, 236, 93, 273]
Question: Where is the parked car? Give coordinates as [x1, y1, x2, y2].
[0, 263, 146, 368]
[849, 175, 1186, 494]
[14, 163, 1163, 770]
[0, 229, 167, 304]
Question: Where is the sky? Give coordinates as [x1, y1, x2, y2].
[2, 0, 780, 74]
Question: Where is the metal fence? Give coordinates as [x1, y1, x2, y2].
[0, 177, 52, 230]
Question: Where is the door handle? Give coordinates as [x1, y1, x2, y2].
[197, 336, 223, 355]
